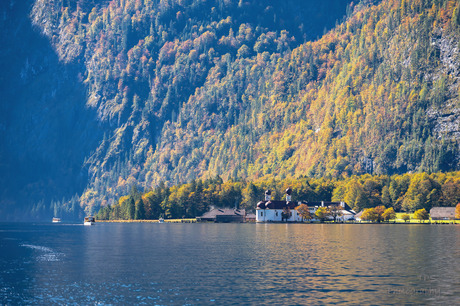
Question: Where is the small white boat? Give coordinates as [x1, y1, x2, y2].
[158, 217, 164, 223]
[52, 217, 61, 223]
[84, 216, 95, 225]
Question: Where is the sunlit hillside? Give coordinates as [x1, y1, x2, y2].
[2, 0, 460, 219]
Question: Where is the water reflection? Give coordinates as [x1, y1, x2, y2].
[251, 224, 459, 305]
[0, 223, 459, 305]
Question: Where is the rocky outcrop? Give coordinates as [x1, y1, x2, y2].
[0, 0, 102, 220]
[428, 29, 460, 140]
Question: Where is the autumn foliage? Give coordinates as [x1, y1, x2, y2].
[30, 0, 460, 212]
[97, 171, 460, 220]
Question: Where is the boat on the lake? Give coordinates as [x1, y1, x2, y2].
[159, 217, 164, 223]
[84, 216, 95, 225]
[52, 217, 61, 223]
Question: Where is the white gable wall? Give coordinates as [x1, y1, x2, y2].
[256, 209, 302, 222]
[256, 207, 354, 222]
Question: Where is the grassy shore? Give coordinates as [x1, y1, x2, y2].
[95, 214, 459, 224]
[96, 218, 459, 224]
[96, 218, 197, 223]
[390, 213, 460, 224]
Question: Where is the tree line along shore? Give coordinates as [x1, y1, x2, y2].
[95, 171, 460, 222]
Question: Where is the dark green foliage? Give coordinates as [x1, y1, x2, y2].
[134, 200, 145, 220]
[122, 197, 135, 220]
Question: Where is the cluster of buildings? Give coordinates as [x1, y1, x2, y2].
[197, 188, 356, 223]
[197, 189, 459, 223]
[255, 188, 356, 222]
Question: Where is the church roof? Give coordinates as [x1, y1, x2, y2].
[256, 200, 298, 210]
[199, 208, 246, 219]
[430, 207, 456, 219]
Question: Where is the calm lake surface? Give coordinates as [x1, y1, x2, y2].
[1, 222, 459, 305]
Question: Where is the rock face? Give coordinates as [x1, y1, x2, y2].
[428, 30, 460, 141]
[0, 0, 102, 220]
[428, 104, 460, 140]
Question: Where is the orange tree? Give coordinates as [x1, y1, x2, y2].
[374, 205, 386, 223]
[296, 204, 312, 222]
[329, 205, 343, 222]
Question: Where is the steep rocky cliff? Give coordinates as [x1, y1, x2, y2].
[0, 0, 102, 219]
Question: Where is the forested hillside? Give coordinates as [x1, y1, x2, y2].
[3, 0, 460, 219]
[146, 0, 460, 187]
[145, 0, 460, 185]
[25, 0, 353, 217]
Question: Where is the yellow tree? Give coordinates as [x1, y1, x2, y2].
[401, 213, 411, 223]
[362, 208, 378, 222]
[413, 208, 430, 223]
[315, 206, 329, 222]
[382, 207, 396, 222]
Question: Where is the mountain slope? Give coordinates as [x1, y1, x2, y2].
[143, 0, 460, 189]
[3, 0, 460, 218]
[24, 0, 354, 215]
[0, 0, 101, 220]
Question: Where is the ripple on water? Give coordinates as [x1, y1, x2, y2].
[2, 223, 459, 305]
[20, 244, 63, 262]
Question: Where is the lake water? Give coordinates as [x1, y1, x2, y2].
[1, 222, 459, 305]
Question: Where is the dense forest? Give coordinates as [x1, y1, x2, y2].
[96, 171, 460, 220]
[89, 0, 460, 215]
[3, 0, 460, 220]
[1, 0, 352, 220]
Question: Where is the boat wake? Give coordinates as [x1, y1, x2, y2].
[21, 244, 63, 262]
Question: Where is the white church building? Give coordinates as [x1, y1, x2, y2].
[256, 189, 302, 222]
[256, 189, 356, 222]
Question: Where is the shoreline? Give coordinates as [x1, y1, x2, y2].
[96, 218, 197, 223]
[95, 219, 460, 224]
